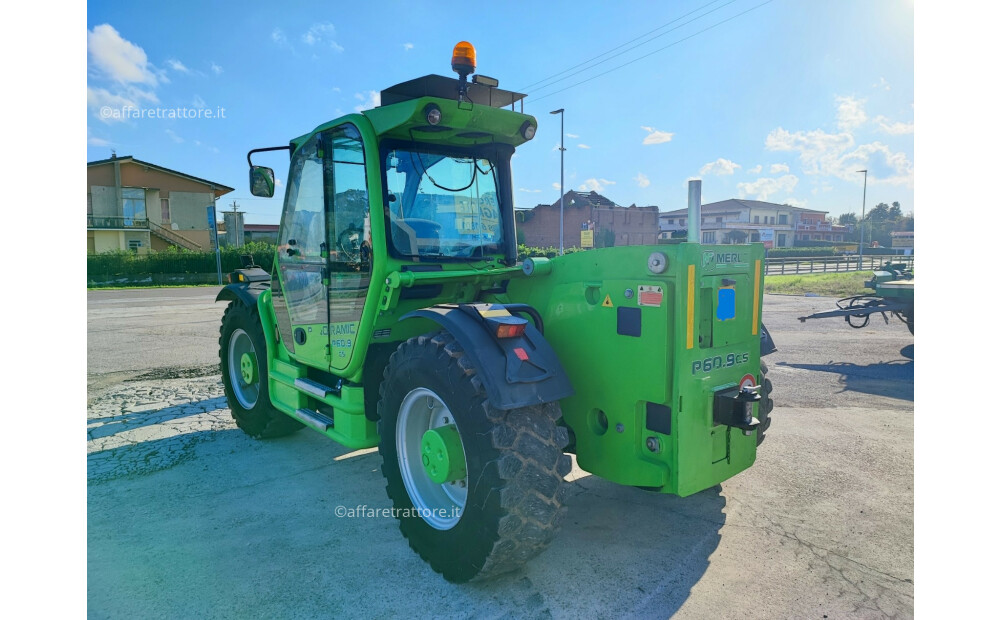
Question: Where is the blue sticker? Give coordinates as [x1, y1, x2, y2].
[717, 288, 736, 321]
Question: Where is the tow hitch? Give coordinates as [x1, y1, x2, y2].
[714, 384, 762, 435]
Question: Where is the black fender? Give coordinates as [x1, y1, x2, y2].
[401, 304, 575, 411]
[216, 281, 269, 308]
[760, 323, 777, 357]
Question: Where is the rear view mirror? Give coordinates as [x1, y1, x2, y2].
[250, 166, 276, 198]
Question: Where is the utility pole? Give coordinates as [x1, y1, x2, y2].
[857, 169, 867, 268]
[550, 108, 565, 255]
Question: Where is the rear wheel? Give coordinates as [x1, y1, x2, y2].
[757, 361, 774, 446]
[220, 302, 303, 439]
[378, 331, 571, 582]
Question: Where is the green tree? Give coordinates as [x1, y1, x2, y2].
[838, 212, 858, 225]
[866, 202, 891, 222]
[888, 201, 903, 219]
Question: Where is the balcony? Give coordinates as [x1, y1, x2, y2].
[88, 215, 150, 230]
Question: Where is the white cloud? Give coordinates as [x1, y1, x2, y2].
[191, 95, 206, 108]
[87, 85, 158, 123]
[747, 165, 762, 174]
[577, 144, 590, 149]
[166, 59, 189, 73]
[566, 133, 579, 139]
[873, 77, 890, 91]
[835, 95, 867, 131]
[354, 90, 380, 111]
[737, 174, 799, 201]
[519, 188, 542, 193]
[271, 28, 288, 46]
[302, 23, 344, 51]
[769, 163, 790, 174]
[211, 62, 223, 75]
[165, 129, 184, 143]
[552, 182, 561, 190]
[641, 126, 674, 145]
[634, 172, 650, 188]
[578, 178, 615, 192]
[88, 24, 159, 85]
[700, 158, 741, 176]
[275, 178, 283, 188]
[403, 43, 414, 51]
[87, 127, 112, 147]
[766, 126, 912, 186]
[783, 197, 807, 207]
[873, 115, 914, 135]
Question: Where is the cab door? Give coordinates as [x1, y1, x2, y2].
[324, 124, 373, 371]
[273, 130, 330, 364]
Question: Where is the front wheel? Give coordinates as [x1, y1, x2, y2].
[219, 302, 303, 439]
[378, 332, 572, 582]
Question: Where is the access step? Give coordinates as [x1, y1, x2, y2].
[294, 377, 340, 398]
[294, 408, 334, 432]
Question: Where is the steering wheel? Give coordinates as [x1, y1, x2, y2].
[337, 225, 363, 263]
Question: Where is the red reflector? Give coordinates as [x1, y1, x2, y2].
[496, 323, 526, 339]
[514, 347, 529, 361]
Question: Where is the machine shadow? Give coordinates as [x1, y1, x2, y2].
[477, 476, 726, 617]
[87, 396, 229, 440]
[779, 359, 914, 401]
[89, 419, 726, 618]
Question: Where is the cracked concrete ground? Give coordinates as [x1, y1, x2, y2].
[88, 288, 913, 618]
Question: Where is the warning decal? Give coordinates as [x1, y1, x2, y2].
[602, 294, 614, 308]
[638, 285, 663, 307]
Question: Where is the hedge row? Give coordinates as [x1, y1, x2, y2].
[87, 242, 276, 278]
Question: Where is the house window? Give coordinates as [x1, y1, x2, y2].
[87, 193, 93, 215]
[122, 187, 147, 224]
[702, 231, 716, 243]
[127, 239, 143, 252]
[716, 216, 723, 223]
[779, 214, 788, 225]
[753, 215, 759, 223]
[667, 219, 674, 225]
[769, 216, 775, 224]
[161, 198, 170, 222]
[680, 219, 685, 226]
[777, 233, 786, 246]
[825, 235, 832, 241]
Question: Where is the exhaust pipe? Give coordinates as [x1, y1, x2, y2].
[687, 179, 701, 243]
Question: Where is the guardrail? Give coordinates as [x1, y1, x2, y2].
[765, 254, 913, 275]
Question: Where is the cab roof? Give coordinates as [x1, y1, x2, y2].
[381, 74, 526, 110]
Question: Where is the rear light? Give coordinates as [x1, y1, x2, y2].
[496, 323, 526, 339]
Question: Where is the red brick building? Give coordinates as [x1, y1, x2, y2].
[516, 191, 659, 249]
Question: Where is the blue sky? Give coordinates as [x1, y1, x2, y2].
[86, 0, 914, 225]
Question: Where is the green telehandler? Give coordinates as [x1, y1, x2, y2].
[217, 42, 776, 582]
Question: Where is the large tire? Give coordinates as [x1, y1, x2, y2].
[377, 331, 571, 583]
[757, 361, 774, 446]
[219, 302, 303, 439]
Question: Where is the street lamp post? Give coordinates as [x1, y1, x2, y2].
[550, 108, 565, 255]
[857, 169, 867, 268]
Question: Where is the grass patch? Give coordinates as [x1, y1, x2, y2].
[764, 271, 871, 297]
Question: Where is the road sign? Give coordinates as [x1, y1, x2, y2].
[760, 228, 775, 249]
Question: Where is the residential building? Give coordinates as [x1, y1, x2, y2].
[216, 221, 280, 246]
[87, 155, 234, 254]
[659, 199, 850, 248]
[516, 190, 659, 249]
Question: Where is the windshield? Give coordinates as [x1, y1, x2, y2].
[383, 147, 502, 259]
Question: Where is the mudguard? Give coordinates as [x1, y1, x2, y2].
[761, 323, 777, 356]
[216, 281, 270, 307]
[401, 304, 575, 411]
